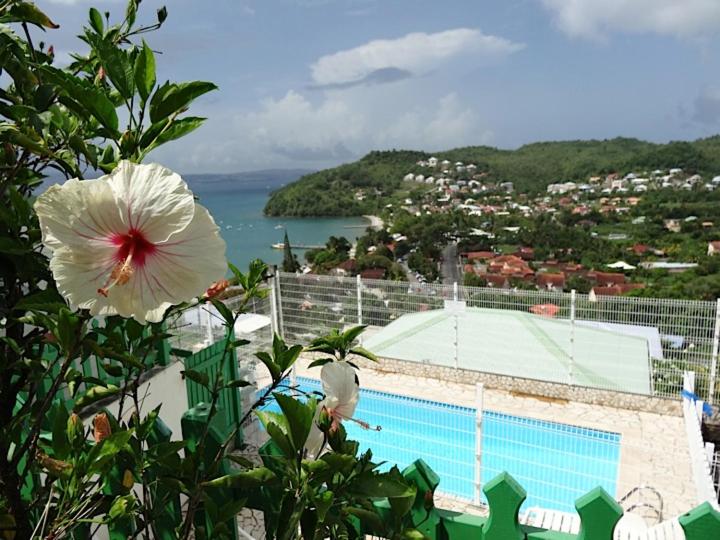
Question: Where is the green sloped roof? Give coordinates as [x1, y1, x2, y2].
[363, 307, 651, 395]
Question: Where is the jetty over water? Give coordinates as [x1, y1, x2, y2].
[271, 243, 324, 250]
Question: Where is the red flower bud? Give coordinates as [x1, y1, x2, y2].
[204, 279, 230, 300]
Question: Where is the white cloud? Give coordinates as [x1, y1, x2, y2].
[153, 87, 494, 173]
[540, 0, 720, 40]
[310, 28, 524, 86]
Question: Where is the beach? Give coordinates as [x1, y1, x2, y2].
[363, 214, 385, 231]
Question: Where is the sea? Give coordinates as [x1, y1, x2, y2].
[193, 185, 367, 273]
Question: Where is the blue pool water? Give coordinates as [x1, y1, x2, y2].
[263, 377, 621, 512]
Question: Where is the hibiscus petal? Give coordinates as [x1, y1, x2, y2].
[49, 245, 119, 313]
[108, 161, 195, 243]
[35, 178, 124, 250]
[320, 362, 359, 419]
[115, 204, 226, 322]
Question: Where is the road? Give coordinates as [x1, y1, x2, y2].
[441, 243, 460, 285]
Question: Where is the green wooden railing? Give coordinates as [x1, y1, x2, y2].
[379, 459, 720, 540]
[181, 333, 243, 447]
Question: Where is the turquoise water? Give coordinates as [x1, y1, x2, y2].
[196, 189, 368, 271]
[264, 378, 621, 513]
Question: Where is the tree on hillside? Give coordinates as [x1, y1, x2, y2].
[282, 231, 300, 272]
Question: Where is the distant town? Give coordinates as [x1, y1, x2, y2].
[284, 152, 720, 301]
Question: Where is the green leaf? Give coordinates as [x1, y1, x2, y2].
[224, 380, 250, 389]
[345, 507, 383, 533]
[55, 308, 80, 353]
[255, 351, 280, 381]
[89, 7, 104, 34]
[108, 494, 136, 520]
[349, 346, 377, 362]
[149, 81, 217, 123]
[134, 40, 156, 102]
[87, 430, 133, 473]
[274, 393, 315, 449]
[182, 369, 209, 388]
[73, 384, 120, 411]
[40, 67, 120, 137]
[13, 288, 66, 313]
[307, 358, 332, 369]
[87, 34, 134, 99]
[99, 362, 123, 377]
[209, 298, 234, 326]
[350, 474, 416, 500]
[139, 116, 205, 155]
[202, 467, 276, 490]
[51, 402, 70, 460]
[315, 490, 333, 522]
[1, 2, 59, 29]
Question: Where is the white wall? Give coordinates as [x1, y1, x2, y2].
[102, 360, 188, 439]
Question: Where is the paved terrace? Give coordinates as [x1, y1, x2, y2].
[260, 355, 698, 519]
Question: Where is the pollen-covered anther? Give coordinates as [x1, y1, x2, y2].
[98, 256, 134, 297]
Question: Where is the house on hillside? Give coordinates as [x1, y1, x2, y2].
[536, 272, 566, 292]
[428, 157, 438, 167]
[708, 241, 720, 256]
[587, 271, 626, 287]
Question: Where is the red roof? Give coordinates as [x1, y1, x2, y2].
[360, 268, 386, 280]
[632, 243, 650, 255]
[710, 241, 720, 250]
[516, 247, 535, 260]
[336, 259, 357, 271]
[537, 273, 566, 288]
[591, 286, 622, 296]
[589, 271, 626, 286]
[481, 274, 509, 288]
[464, 251, 495, 261]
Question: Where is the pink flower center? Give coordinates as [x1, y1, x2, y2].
[98, 228, 156, 297]
[111, 228, 156, 267]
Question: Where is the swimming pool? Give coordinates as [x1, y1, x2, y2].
[262, 377, 621, 512]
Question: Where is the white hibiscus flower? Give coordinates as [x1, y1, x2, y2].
[34, 161, 227, 323]
[305, 361, 376, 458]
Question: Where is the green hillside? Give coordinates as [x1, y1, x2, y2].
[263, 137, 720, 217]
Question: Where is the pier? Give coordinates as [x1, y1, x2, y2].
[271, 243, 324, 250]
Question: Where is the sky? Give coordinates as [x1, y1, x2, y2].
[39, 0, 720, 174]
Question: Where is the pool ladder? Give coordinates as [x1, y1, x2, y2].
[618, 485, 664, 525]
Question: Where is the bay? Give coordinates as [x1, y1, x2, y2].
[195, 188, 368, 272]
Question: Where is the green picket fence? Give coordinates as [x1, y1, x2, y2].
[181, 333, 244, 448]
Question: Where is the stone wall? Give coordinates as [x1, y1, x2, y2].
[350, 355, 682, 416]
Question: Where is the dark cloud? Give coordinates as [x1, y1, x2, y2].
[692, 89, 720, 125]
[270, 142, 356, 162]
[308, 67, 414, 90]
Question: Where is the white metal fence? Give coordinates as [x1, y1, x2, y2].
[275, 272, 720, 403]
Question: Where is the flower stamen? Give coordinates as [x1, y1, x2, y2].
[98, 250, 134, 297]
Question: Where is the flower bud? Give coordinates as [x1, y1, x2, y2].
[93, 412, 111, 443]
[204, 279, 230, 300]
[67, 412, 84, 443]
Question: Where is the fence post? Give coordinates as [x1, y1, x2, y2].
[708, 298, 720, 404]
[203, 304, 214, 346]
[569, 289, 576, 384]
[356, 274, 363, 325]
[269, 275, 279, 337]
[273, 268, 285, 339]
[453, 281, 458, 302]
[474, 383, 484, 506]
